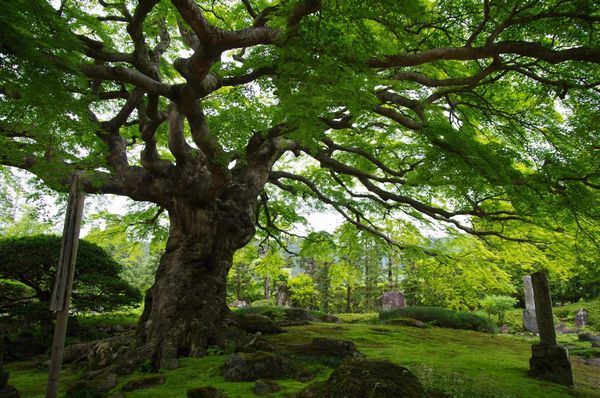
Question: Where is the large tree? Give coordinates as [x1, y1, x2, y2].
[1, 0, 599, 369]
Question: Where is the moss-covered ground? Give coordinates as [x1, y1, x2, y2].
[6, 320, 600, 398]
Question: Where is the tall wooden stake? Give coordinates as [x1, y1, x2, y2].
[46, 175, 85, 398]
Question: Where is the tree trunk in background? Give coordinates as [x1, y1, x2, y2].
[345, 284, 351, 313]
[263, 276, 270, 301]
[235, 273, 242, 301]
[136, 200, 255, 370]
[364, 250, 372, 312]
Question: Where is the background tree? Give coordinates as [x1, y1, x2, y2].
[1, 0, 599, 369]
[0, 235, 141, 338]
[299, 232, 337, 312]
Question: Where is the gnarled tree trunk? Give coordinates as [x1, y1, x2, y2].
[136, 197, 255, 370]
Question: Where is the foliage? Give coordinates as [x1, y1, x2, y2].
[0, 235, 141, 326]
[480, 295, 518, 325]
[380, 306, 499, 334]
[402, 235, 515, 310]
[334, 313, 378, 324]
[553, 298, 600, 332]
[287, 273, 319, 309]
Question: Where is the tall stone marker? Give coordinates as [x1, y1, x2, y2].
[529, 270, 574, 387]
[522, 276, 538, 333]
[0, 329, 20, 397]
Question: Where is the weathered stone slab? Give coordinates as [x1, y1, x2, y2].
[377, 292, 407, 312]
[522, 276, 539, 333]
[529, 344, 574, 386]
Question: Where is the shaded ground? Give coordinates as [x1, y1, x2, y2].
[6, 320, 600, 398]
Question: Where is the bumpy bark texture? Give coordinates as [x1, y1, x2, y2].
[136, 194, 256, 370]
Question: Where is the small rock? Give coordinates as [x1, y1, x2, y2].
[66, 381, 103, 398]
[282, 308, 313, 322]
[111, 324, 125, 333]
[582, 358, 600, 367]
[121, 375, 165, 392]
[499, 325, 511, 334]
[316, 314, 340, 323]
[187, 386, 229, 398]
[95, 372, 118, 392]
[386, 318, 427, 329]
[578, 333, 600, 342]
[427, 391, 450, 398]
[253, 379, 282, 395]
[592, 342, 600, 348]
[230, 300, 249, 308]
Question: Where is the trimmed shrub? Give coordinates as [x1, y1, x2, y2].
[379, 306, 498, 333]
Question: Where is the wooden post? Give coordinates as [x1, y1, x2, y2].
[46, 175, 85, 398]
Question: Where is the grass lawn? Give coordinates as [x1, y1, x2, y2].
[6, 322, 600, 398]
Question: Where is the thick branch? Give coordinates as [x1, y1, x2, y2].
[368, 42, 600, 68]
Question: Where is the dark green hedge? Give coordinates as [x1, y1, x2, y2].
[379, 306, 498, 333]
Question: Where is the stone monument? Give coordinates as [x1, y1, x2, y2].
[522, 275, 539, 333]
[0, 330, 20, 398]
[529, 270, 574, 387]
[377, 292, 407, 312]
[574, 309, 587, 328]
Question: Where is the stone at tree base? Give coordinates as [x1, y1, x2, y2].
[222, 351, 313, 382]
[187, 386, 229, 398]
[121, 375, 165, 392]
[529, 344, 574, 386]
[253, 379, 282, 395]
[292, 359, 426, 398]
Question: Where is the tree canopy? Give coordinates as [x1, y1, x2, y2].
[1, 0, 598, 241]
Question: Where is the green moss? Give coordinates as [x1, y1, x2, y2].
[5, 361, 80, 398]
[335, 312, 378, 323]
[6, 322, 600, 398]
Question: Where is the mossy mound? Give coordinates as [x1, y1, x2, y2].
[293, 359, 426, 398]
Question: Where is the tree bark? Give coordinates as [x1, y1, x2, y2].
[135, 199, 255, 370]
[345, 284, 351, 313]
